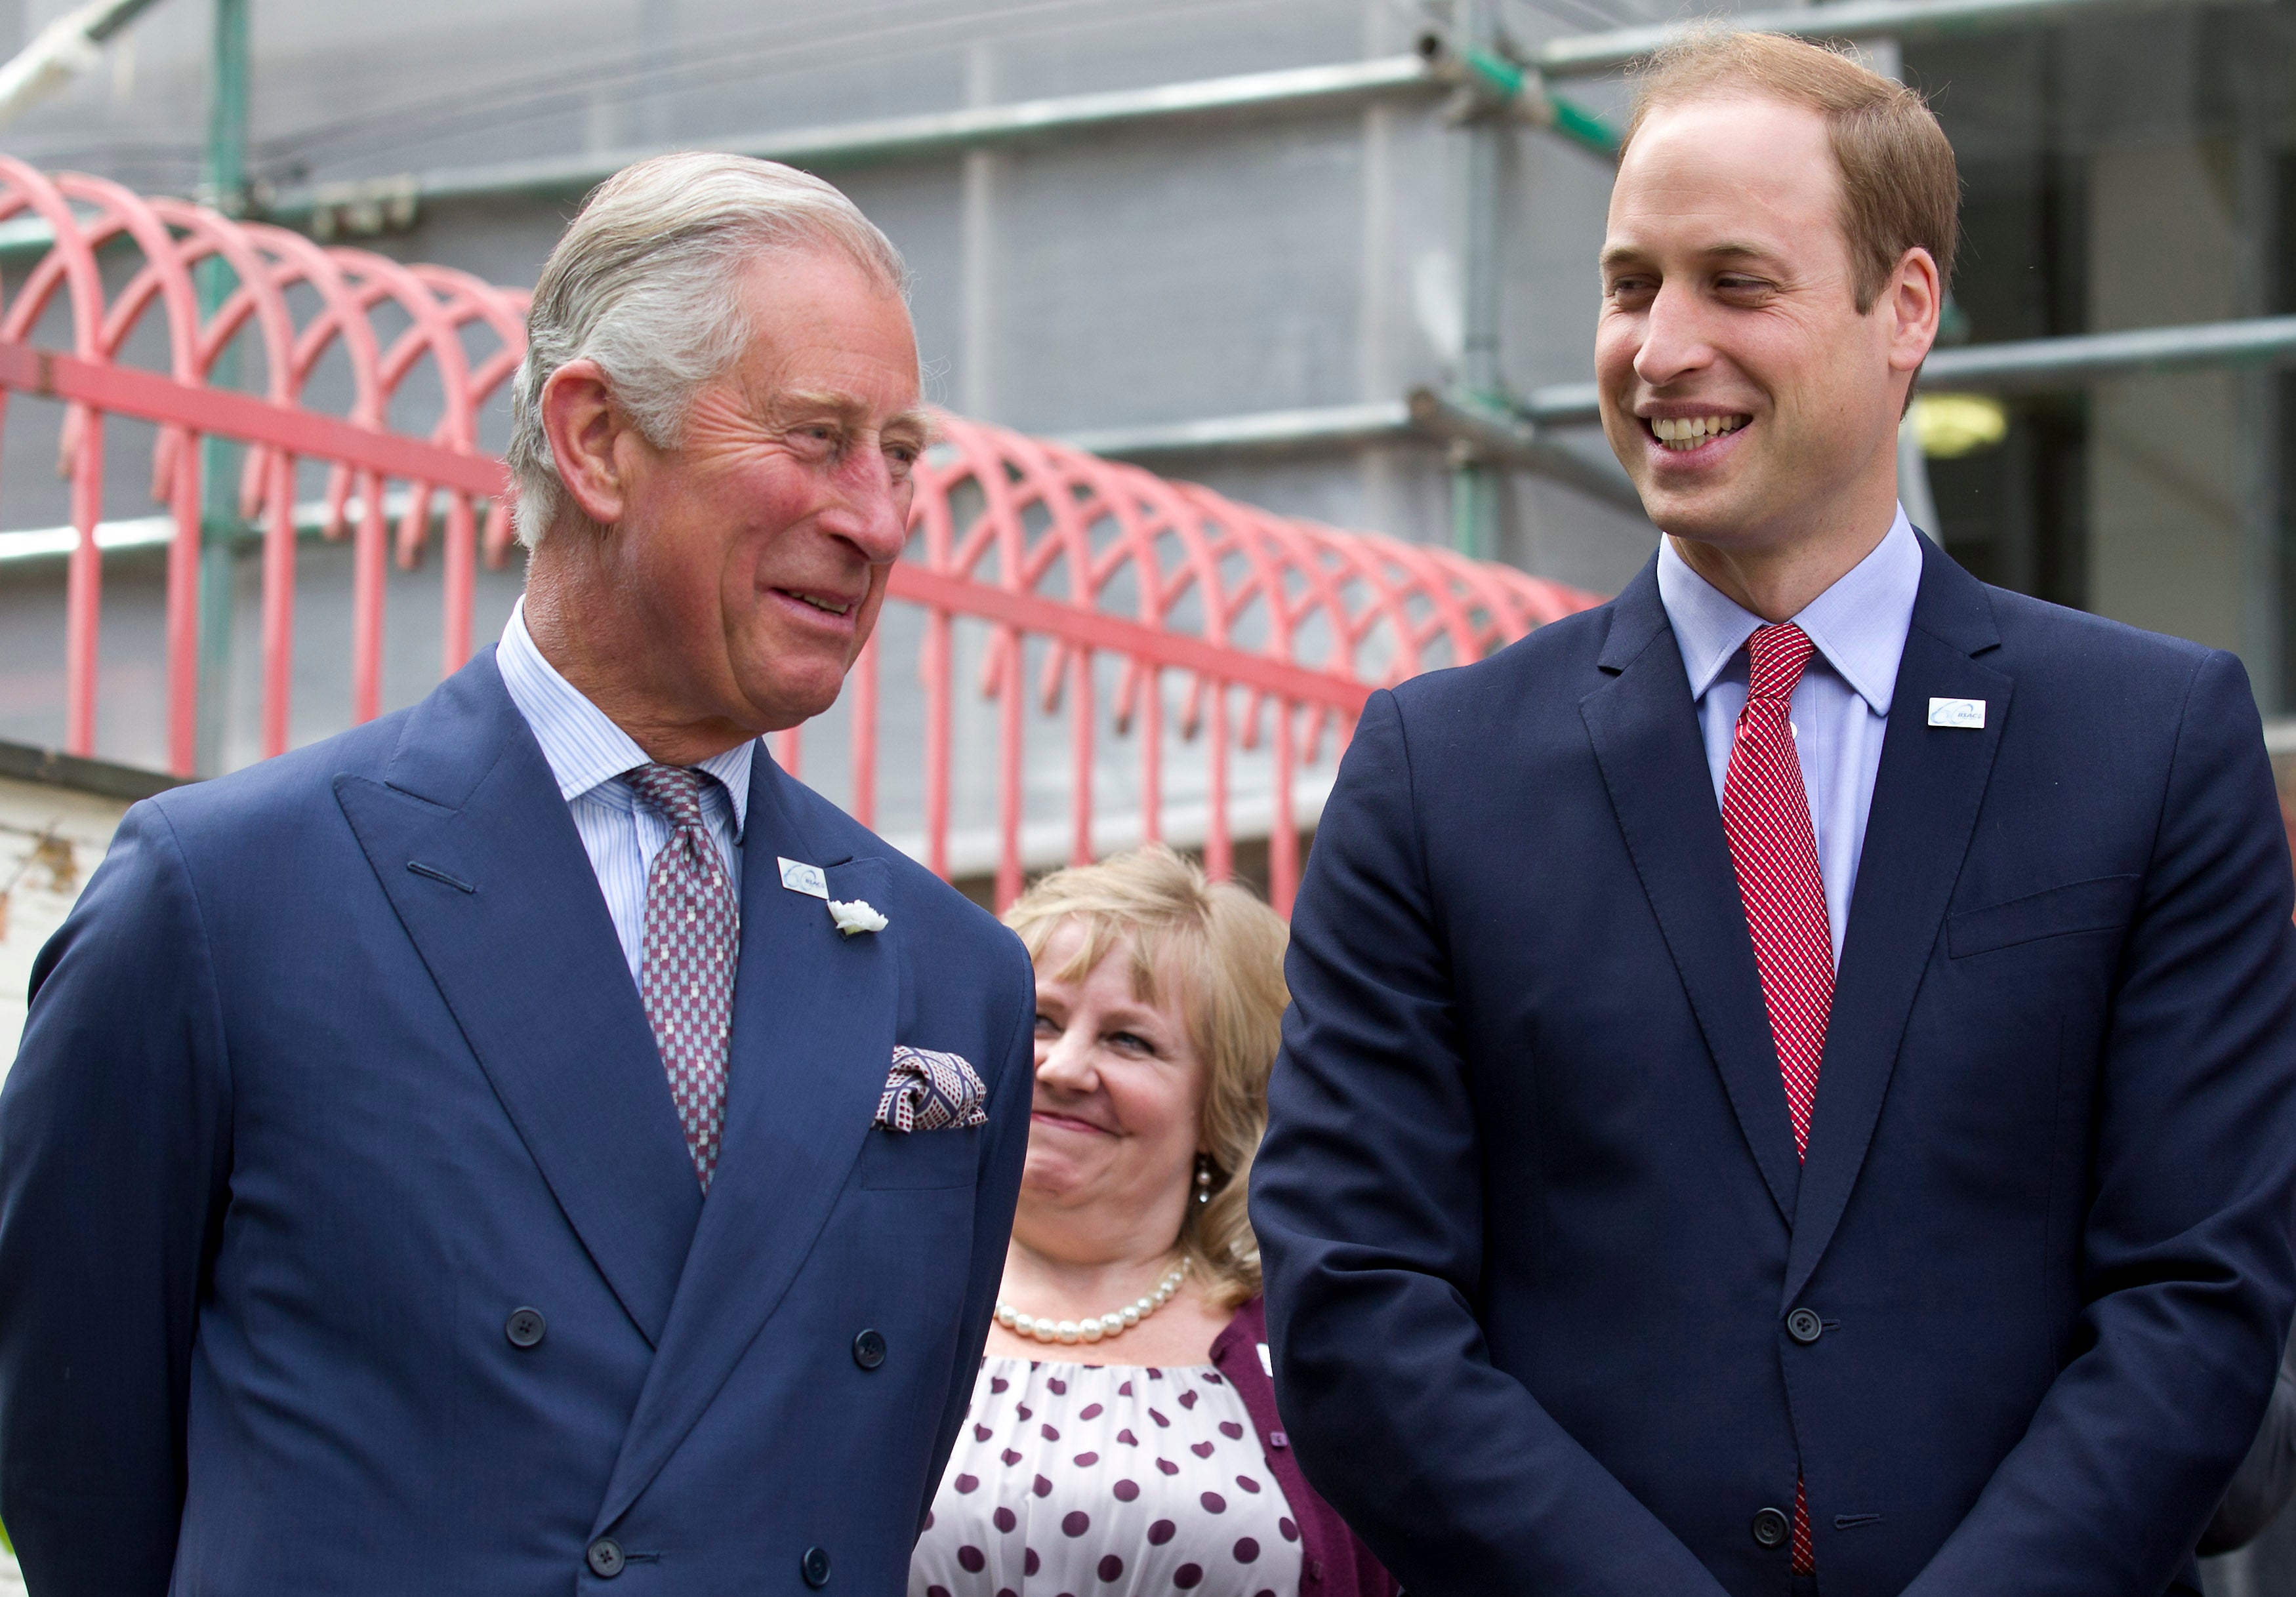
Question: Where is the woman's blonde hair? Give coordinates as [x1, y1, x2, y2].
[1004, 844, 1289, 1310]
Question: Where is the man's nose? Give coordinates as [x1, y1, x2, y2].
[1633, 283, 1717, 389]
[825, 446, 912, 565]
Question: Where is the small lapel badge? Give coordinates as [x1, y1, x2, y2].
[1928, 697, 1986, 730]
[778, 857, 829, 899]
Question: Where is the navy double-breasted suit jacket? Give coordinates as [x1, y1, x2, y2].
[0, 649, 1036, 1596]
[1252, 538, 2296, 1596]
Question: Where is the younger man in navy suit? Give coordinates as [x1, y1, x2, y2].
[1253, 32, 2296, 1597]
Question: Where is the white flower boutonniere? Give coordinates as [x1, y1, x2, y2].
[828, 899, 888, 937]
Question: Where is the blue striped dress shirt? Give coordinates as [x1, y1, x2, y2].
[1656, 505, 1922, 967]
[495, 601, 754, 984]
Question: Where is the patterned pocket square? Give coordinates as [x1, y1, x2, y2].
[876, 1045, 989, 1133]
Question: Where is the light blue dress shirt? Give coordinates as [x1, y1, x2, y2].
[1656, 506, 1922, 965]
[495, 600, 753, 984]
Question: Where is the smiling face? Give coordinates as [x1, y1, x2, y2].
[585, 247, 927, 740]
[1017, 921, 1207, 1263]
[1596, 94, 1923, 559]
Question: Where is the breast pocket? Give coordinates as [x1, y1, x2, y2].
[854, 1124, 983, 1190]
[1947, 874, 2141, 959]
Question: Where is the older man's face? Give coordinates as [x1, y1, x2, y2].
[1595, 95, 1910, 552]
[613, 249, 925, 735]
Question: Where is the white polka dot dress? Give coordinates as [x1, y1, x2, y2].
[911, 1358, 1306, 1597]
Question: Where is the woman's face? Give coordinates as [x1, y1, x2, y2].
[1019, 921, 1206, 1247]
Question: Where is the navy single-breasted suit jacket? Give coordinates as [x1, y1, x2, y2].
[0, 649, 1036, 1597]
[1251, 538, 2296, 1596]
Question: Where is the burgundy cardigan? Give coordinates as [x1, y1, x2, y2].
[1210, 1297, 1399, 1597]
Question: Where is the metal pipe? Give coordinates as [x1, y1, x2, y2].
[195, 0, 248, 778]
[1535, 0, 2260, 77]
[1057, 401, 1416, 459]
[266, 56, 1437, 222]
[0, 0, 167, 131]
[1410, 388, 1643, 514]
[1450, 0, 1507, 559]
[1920, 314, 2296, 390]
[1054, 313, 2296, 475]
[256, 51, 1618, 229]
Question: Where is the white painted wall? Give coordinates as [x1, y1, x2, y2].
[0, 775, 131, 1085]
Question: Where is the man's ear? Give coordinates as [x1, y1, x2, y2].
[539, 359, 633, 529]
[1885, 247, 1942, 377]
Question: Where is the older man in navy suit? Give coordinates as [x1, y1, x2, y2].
[0, 153, 1035, 1596]
[1253, 32, 2296, 1597]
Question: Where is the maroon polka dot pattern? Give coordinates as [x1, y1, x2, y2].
[911, 1356, 1303, 1596]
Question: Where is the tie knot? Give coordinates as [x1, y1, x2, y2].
[1746, 622, 1816, 704]
[624, 763, 712, 831]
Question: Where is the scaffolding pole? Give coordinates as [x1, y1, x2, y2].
[1452, 0, 1506, 558]
[195, 0, 248, 777]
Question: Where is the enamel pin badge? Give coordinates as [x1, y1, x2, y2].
[778, 857, 829, 899]
[1928, 697, 1986, 730]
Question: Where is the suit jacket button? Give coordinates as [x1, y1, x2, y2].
[852, 1328, 887, 1369]
[506, 1308, 546, 1348]
[1752, 1507, 1792, 1548]
[1786, 1308, 1823, 1344]
[800, 1545, 832, 1587]
[586, 1537, 625, 1578]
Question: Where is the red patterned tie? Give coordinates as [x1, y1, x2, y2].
[1719, 622, 1832, 1577]
[625, 764, 741, 1192]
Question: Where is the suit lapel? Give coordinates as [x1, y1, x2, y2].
[333, 650, 703, 1347]
[596, 752, 900, 1528]
[1784, 539, 2009, 1305]
[1583, 563, 1801, 1224]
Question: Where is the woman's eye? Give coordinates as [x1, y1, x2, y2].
[1033, 1013, 1059, 1034]
[1107, 1030, 1155, 1054]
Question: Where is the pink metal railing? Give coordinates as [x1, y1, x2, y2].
[0, 173, 1600, 912]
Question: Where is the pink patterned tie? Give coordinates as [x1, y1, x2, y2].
[1719, 622, 1832, 1578]
[625, 764, 739, 1192]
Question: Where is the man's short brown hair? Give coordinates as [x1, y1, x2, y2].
[1622, 30, 1959, 313]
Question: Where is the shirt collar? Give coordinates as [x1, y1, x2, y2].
[496, 599, 752, 838]
[1654, 504, 1921, 716]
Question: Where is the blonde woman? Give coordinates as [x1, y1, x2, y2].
[911, 846, 1393, 1597]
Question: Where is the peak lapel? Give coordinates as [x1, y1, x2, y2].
[1582, 565, 1801, 1223]
[597, 754, 899, 1527]
[333, 651, 703, 1347]
[1786, 541, 2009, 1305]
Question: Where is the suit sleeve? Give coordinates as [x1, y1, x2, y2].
[0, 802, 232, 1597]
[2200, 1331, 2296, 1554]
[1907, 650, 2296, 1595]
[1250, 689, 1730, 1596]
[913, 934, 1035, 1540]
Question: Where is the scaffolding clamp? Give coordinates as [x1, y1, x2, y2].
[304, 174, 422, 241]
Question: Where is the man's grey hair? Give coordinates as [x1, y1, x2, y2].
[506, 152, 910, 547]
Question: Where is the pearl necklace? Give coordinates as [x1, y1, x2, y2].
[995, 1258, 1189, 1346]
